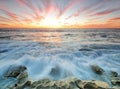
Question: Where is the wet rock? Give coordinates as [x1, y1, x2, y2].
[79, 48, 93, 51]
[33, 80, 59, 89]
[49, 67, 60, 77]
[17, 71, 28, 84]
[65, 34, 72, 36]
[84, 82, 98, 89]
[83, 81, 108, 89]
[55, 81, 67, 89]
[92, 80, 109, 88]
[31, 78, 111, 89]
[31, 79, 51, 88]
[4, 73, 114, 89]
[36, 84, 59, 89]
[31, 78, 79, 89]
[91, 65, 104, 75]
[4, 65, 27, 78]
[3, 65, 29, 89]
[75, 80, 109, 89]
[12, 81, 31, 89]
[111, 71, 118, 77]
[111, 77, 120, 86]
[24, 80, 31, 87]
[112, 86, 120, 89]
[75, 79, 83, 89]
[36, 85, 49, 89]
[101, 34, 107, 38]
[69, 81, 77, 89]
[4, 70, 20, 78]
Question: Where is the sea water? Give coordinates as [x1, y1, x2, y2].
[0, 28, 120, 84]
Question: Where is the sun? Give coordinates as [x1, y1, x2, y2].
[39, 16, 63, 28]
[30, 15, 68, 28]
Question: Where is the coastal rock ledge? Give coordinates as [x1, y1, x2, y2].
[1, 65, 120, 89]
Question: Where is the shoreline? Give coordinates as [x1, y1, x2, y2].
[1, 65, 120, 89]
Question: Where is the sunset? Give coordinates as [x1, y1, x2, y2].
[0, 0, 120, 89]
[0, 0, 120, 28]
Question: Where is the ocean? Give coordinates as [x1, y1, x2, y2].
[0, 28, 120, 87]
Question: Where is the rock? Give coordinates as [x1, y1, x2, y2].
[4, 70, 20, 78]
[4, 71, 114, 89]
[101, 34, 107, 38]
[55, 81, 68, 89]
[17, 71, 28, 84]
[12, 80, 31, 89]
[31, 79, 51, 88]
[4, 65, 28, 85]
[75, 79, 83, 88]
[75, 80, 109, 89]
[30, 78, 111, 89]
[91, 65, 104, 75]
[24, 81, 31, 87]
[31, 78, 79, 89]
[36, 85, 49, 89]
[112, 86, 120, 89]
[83, 81, 108, 89]
[111, 77, 120, 86]
[3, 65, 29, 89]
[84, 82, 98, 89]
[79, 48, 93, 51]
[36, 84, 59, 89]
[49, 67, 60, 77]
[69, 81, 76, 89]
[92, 80, 109, 88]
[111, 71, 118, 77]
[4, 65, 27, 78]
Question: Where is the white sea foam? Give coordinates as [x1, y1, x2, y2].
[0, 28, 120, 84]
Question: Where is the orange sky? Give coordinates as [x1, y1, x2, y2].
[0, 0, 120, 28]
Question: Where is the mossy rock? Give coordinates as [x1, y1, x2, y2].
[91, 65, 104, 75]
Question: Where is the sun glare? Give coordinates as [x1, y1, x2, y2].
[39, 17, 63, 28]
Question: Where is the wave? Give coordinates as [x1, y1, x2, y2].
[0, 28, 120, 84]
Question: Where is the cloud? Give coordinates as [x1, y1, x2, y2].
[93, 8, 120, 16]
[0, 17, 13, 25]
[45, 1, 59, 16]
[0, 0, 120, 28]
[110, 17, 120, 21]
[58, 0, 80, 18]
[0, 16, 12, 21]
[17, 0, 43, 19]
[17, 0, 60, 21]
[65, 0, 105, 20]
[0, 8, 18, 20]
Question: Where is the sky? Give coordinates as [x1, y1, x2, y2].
[0, 0, 120, 28]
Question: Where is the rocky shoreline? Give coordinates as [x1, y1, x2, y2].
[0, 65, 120, 89]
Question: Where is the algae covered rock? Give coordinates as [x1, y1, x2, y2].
[75, 80, 109, 89]
[3, 65, 29, 89]
[31, 79, 51, 88]
[17, 71, 28, 84]
[109, 71, 120, 88]
[84, 82, 98, 89]
[111, 77, 120, 86]
[4, 65, 27, 78]
[92, 80, 109, 88]
[2, 65, 117, 89]
[111, 71, 118, 77]
[91, 65, 104, 75]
